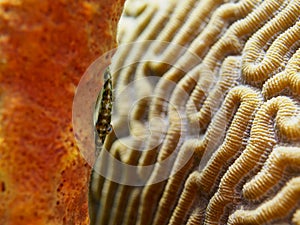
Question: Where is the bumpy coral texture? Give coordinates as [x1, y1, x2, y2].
[0, 0, 124, 224]
[90, 0, 300, 224]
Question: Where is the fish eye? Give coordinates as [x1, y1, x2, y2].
[106, 125, 113, 133]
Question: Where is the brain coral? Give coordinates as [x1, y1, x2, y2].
[89, 0, 300, 224]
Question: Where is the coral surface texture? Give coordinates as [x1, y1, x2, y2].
[90, 0, 300, 224]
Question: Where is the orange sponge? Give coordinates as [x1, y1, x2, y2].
[0, 0, 124, 224]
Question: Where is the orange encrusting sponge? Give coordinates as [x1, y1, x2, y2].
[0, 0, 124, 224]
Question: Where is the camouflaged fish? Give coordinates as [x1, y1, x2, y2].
[94, 67, 113, 154]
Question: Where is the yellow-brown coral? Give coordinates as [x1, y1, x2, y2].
[90, 0, 300, 224]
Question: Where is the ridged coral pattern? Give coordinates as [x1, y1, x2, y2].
[90, 0, 300, 224]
